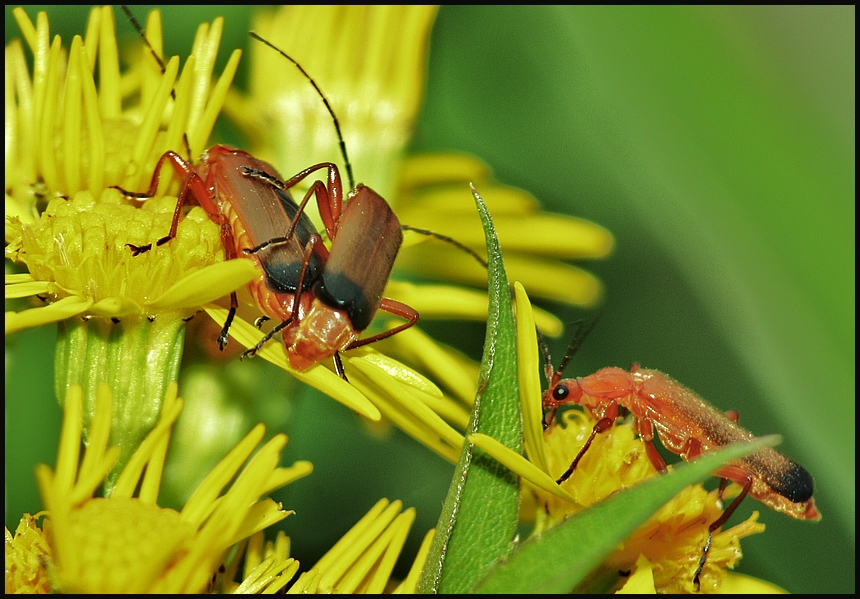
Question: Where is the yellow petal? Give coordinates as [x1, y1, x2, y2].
[514, 282, 550, 474]
[716, 572, 788, 594]
[349, 356, 465, 455]
[203, 305, 381, 421]
[352, 348, 443, 398]
[384, 280, 563, 334]
[468, 433, 577, 505]
[376, 324, 477, 406]
[617, 554, 658, 594]
[6, 296, 93, 334]
[397, 152, 491, 189]
[5, 279, 51, 298]
[150, 259, 258, 310]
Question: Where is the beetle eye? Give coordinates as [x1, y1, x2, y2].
[552, 385, 569, 401]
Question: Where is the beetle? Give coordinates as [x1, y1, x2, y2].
[115, 21, 418, 377]
[541, 329, 820, 590]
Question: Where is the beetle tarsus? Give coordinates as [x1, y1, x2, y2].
[111, 183, 153, 200]
[244, 236, 293, 255]
[126, 242, 153, 256]
[693, 531, 713, 591]
[218, 333, 229, 350]
[218, 304, 237, 350]
[333, 352, 348, 382]
[241, 166, 286, 189]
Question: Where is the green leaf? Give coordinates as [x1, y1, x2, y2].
[418, 185, 522, 593]
[475, 435, 778, 594]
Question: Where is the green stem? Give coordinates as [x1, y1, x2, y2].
[55, 313, 187, 493]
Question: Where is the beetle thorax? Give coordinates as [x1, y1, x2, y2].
[282, 298, 358, 370]
[574, 385, 613, 416]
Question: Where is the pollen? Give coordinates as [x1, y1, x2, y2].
[5, 514, 52, 594]
[58, 498, 194, 594]
[8, 190, 221, 313]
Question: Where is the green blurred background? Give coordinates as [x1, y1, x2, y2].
[6, 6, 853, 593]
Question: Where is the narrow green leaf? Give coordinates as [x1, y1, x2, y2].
[474, 435, 778, 594]
[418, 185, 522, 593]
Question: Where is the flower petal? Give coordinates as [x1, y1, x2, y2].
[348, 356, 465, 459]
[5, 296, 92, 333]
[468, 433, 577, 505]
[385, 280, 563, 335]
[150, 259, 258, 310]
[203, 305, 381, 421]
[351, 347, 443, 398]
[514, 282, 550, 474]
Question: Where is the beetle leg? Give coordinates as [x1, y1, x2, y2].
[242, 179, 336, 254]
[272, 178, 341, 247]
[640, 439, 667, 473]
[113, 150, 188, 201]
[242, 239, 315, 360]
[634, 414, 670, 473]
[543, 406, 556, 430]
[693, 474, 752, 591]
[213, 216, 244, 350]
[241, 164, 340, 251]
[114, 151, 218, 255]
[218, 291, 238, 350]
[241, 166, 285, 189]
[245, 162, 343, 240]
[241, 312, 293, 360]
[680, 423, 752, 591]
[556, 416, 614, 484]
[712, 412, 739, 505]
[344, 298, 419, 350]
[278, 162, 343, 237]
[333, 351, 348, 382]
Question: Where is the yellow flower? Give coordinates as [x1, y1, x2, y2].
[393, 152, 613, 309]
[25, 383, 311, 593]
[4, 8, 457, 545]
[6, 9, 464, 592]
[219, 499, 433, 594]
[8, 381, 432, 594]
[471, 283, 766, 593]
[5, 6, 262, 479]
[4, 6, 417, 471]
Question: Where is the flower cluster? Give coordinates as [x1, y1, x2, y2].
[5, 383, 429, 593]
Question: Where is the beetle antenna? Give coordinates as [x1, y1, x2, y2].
[553, 315, 601, 382]
[121, 6, 166, 74]
[249, 31, 488, 271]
[121, 5, 193, 162]
[249, 31, 355, 191]
[537, 329, 555, 386]
[399, 224, 488, 269]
